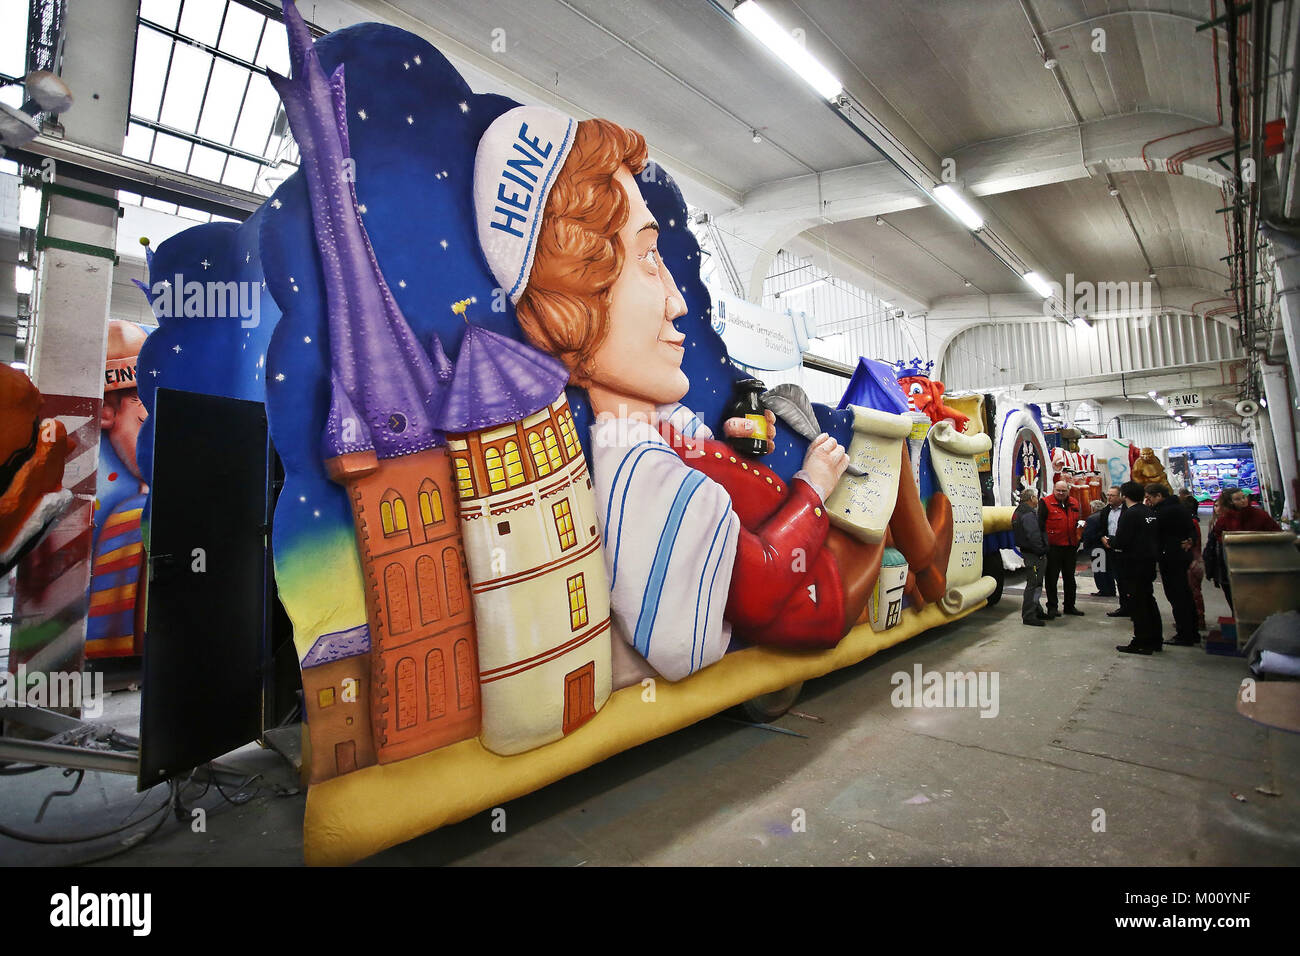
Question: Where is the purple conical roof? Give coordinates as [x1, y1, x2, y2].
[438, 326, 569, 434]
[270, 1, 441, 462]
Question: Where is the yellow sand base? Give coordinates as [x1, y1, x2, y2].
[303, 598, 986, 865]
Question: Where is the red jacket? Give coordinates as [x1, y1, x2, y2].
[1215, 505, 1281, 535]
[659, 422, 847, 650]
[1040, 494, 1082, 547]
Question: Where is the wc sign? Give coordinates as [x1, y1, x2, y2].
[1168, 391, 1203, 410]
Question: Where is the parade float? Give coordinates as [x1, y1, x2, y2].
[125, 3, 1010, 864]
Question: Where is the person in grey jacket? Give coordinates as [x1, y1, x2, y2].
[1013, 488, 1049, 627]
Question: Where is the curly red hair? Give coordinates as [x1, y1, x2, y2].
[515, 118, 648, 386]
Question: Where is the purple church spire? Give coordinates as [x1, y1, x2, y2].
[437, 325, 570, 434]
[269, 0, 440, 462]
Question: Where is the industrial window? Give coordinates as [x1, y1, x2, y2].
[553, 499, 576, 550]
[543, 427, 563, 470]
[419, 480, 444, 526]
[503, 441, 525, 487]
[567, 573, 588, 631]
[121, 0, 308, 221]
[484, 447, 507, 492]
[529, 431, 551, 476]
[559, 410, 579, 458]
[454, 456, 474, 500]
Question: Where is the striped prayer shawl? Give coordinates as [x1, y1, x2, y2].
[590, 410, 739, 682]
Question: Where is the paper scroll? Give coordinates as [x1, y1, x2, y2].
[928, 420, 997, 614]
[825, 405, 914, 544]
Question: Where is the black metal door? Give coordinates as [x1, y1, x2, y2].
[139, 389, 270, 789]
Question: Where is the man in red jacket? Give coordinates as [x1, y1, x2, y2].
[1039, 479, 1084, 617]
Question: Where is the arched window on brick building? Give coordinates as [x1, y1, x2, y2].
[415, 554, 441, 624]
[380, 489, 409, 536]
[385, 562, 411, 635]
[418, 479, 444, 527]
[395, 656, 417, 730]
[425, 649, 447, 720]
[443, 547, 465, 615]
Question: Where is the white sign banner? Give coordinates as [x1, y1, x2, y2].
[709, 292, 814, 371]
[1167, 390, 1203, 410]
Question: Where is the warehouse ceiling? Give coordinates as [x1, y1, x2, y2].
[301, 0, 1235, 315]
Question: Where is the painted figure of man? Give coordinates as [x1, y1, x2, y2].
[474, 108, 920, 680]
[87, 320, 150, 658]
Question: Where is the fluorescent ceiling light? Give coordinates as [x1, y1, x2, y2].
[932, 184, 984, 230]
[783, 278, 825, 296]
[1157, 397, 1167, 406]
[1070, 315, 1091, 330]
[734, 1, 844, 100]
[1023, 271, 1053, 299]
[1147, 390, 1158, 398]
[18, 187, 41, 230]
[14, 266, 34, 296]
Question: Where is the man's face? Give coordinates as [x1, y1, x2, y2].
[587, 166, 690, 410]
[1107, 487, 1121, 507]
[1231, 490, 1249, 509]
[101, 390, 148, 482]
[1054, 482, 1069, 502]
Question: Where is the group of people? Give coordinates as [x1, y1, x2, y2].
[1012, 478, 1281, 656]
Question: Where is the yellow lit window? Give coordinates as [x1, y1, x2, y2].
[380, 492, 407, 535]
[419, 482, 444, 526]
[454, 457, 474, 500]
[485, 447, 507, 492]
[529, 431, 551, 476]
[553, 498, 576, 550]
[504, 441, 525, 487]
[559, 410, 579, 458]
[544, 427, 562, 470]
[567, 573, 588, 631]
[318, 687, 335, 708]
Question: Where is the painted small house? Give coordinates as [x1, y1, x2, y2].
[300, 624, 374, 781]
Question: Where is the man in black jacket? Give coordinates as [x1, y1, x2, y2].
[1145, 483, 1200, 646]
[1013, 488, 1049, 627]
[1080, 499, 1114, 596]
[1106, 481, 1162, 654]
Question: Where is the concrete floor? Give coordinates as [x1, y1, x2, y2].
[3, 571, 1299, 866]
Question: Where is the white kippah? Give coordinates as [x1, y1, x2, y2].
[473, 105, 577, 305]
